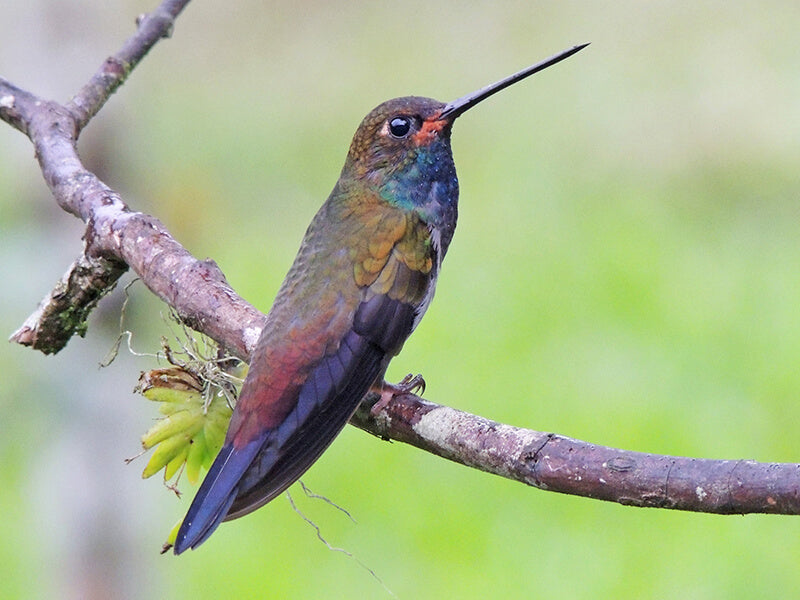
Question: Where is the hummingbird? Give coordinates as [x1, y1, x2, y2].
[173, 43, 588, 554]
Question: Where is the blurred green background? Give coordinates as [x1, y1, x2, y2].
[2, 1, 800, 598]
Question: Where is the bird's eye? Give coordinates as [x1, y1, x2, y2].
[389, 116, 412, 138]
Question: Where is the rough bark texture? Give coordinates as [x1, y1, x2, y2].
[3, 0, 799, 517]
[353, 394, 800, 515]
[1, 2, 264, 357]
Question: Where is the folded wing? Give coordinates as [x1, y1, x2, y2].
[173, 205, 435, 554]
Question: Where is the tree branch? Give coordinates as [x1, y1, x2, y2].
[353, 395, 800, 515]
[3, 0, 799, 516]
[69, 0, 191, 130]
[1, 0, 263, 355]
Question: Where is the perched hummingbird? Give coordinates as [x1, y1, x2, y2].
[173, 43, 588, 553]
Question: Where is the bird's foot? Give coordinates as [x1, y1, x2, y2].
[370, 373, 426, 415]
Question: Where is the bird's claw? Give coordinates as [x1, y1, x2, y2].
[370, 373, 426, 415]
[395, 373, 426, 396]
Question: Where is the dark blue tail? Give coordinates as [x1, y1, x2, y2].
[172, 294, 418, 553]
[172, 436, 264, 554]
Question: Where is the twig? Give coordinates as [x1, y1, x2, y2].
[287, 489, 395, 597]
[68, 0, 192, 130]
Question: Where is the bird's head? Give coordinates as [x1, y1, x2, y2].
[342, 96, 455, 198]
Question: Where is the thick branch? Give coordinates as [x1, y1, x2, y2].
[353, 395, 800, 515]
[2, 0, 799, 516]
[0, 77, 262, 354]
[0, 0, 249, 354]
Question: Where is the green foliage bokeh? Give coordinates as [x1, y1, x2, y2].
[1, 1, 799, 598]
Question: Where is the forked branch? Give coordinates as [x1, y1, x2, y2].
[2, 0, 798, 516]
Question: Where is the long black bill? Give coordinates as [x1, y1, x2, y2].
[439, 43, 589, 121]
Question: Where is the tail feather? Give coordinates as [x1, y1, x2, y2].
[173, 294, 420, 551]
[172, 436, 264, 554]
[225, 330, 385, 519]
